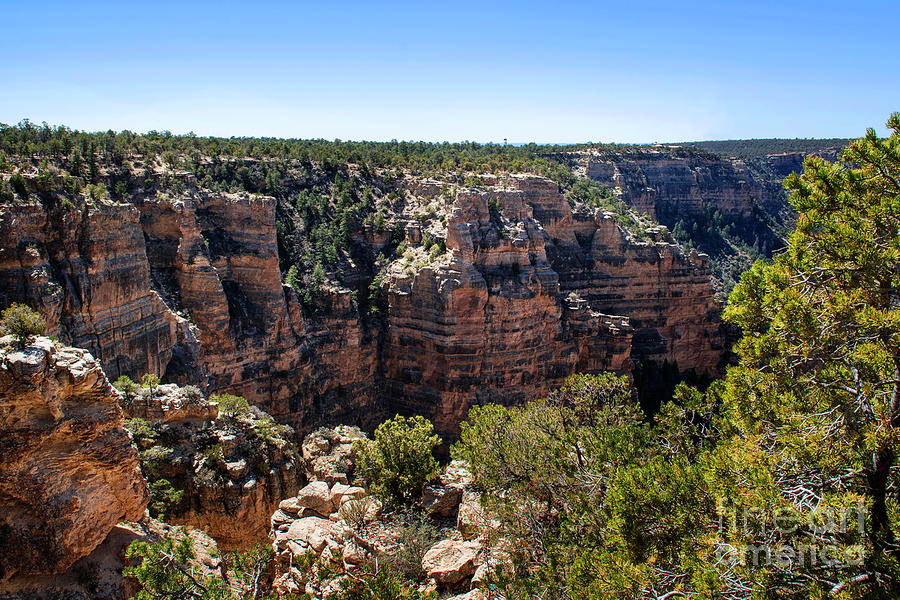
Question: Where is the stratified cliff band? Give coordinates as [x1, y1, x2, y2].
[1, 147, 811, 438]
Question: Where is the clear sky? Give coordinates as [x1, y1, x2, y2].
[1, 0, 896, 143]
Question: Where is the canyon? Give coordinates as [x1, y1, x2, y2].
[0, 145, 827, 439]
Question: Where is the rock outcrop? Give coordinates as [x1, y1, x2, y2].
[0, 337, 148, 582]
[269, 427, 504, 596]
[123, 383, 304, 550]
[382, 175, 718, 433]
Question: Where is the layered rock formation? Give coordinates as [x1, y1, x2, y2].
[577, 149, 762, 221]
[123, 383, 304, 549]
[574, 149, 787, 289]
[0, 164, 727, 440]
[0, 199, 176, 381]
[135, 191, 378, 432]
[384, 177, 639, 433]
[0, 337, 148, 582]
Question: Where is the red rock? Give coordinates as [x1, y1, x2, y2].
[0, 338, 149, 581]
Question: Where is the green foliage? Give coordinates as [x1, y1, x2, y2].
[1, 303, 45, 347]
[450, 115, 900, 599]
[329, 566, 435, 600]
[211, 392, 251, 420]
[381, 511, 441, 581]
[141, 372, 160, 399]
[706, 112, 900, 596]
[148, 479, 184, 520]
[687, 137, 850, 160]
[354, 415, 441, 506]
[286, 264, 301, 291]
[200, 442, 225, 465]
[10, 171, 28, 198]
[113, 374, 139, 400]
[252, 416, 286, 445]
[124, 417, 156, 447]
[124, 533, 233, 600]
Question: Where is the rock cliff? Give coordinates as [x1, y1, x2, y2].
[0, 199, 176, 381]
[0, 161, 728, 440]
[0, 337, 148, 581]
[135, 191, 378, 432]
[122, 383, 304, 549]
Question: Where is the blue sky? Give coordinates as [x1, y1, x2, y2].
[1, 1, 896, 143]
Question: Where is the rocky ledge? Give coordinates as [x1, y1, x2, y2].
[122, 383, 303, 550]
[0, 337, 148, 582]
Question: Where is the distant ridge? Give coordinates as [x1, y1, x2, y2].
[680, 138, 852, 160]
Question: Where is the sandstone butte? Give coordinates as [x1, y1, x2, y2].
[0, 337, 149, 582]
[0, 149, 804, 439]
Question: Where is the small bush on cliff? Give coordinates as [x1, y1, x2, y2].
[124, 417, 157, 447]
[354, 415, 441, 506]
[1, 303, 45, 348]
[148, 478, 184, 520]
[114, 375, 139, 406]
[141, 373, 160, 399]
[211, 393, 251, 420]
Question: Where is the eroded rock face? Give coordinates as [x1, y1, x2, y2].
[382, 175, 719, 435]
[0, 170, 725, 442]
[0, 337, 148, 581]
[0, 200, 176, 381]
[135, 192, 378, 433]
[123, 383, 303, 550]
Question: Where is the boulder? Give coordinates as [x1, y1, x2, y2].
[275, 517, 341, 555]
[422, 539, 482, 585]
[423, 484, 463, 518]
[457, 491, 497, 538]
[296, 481, 334, 516]
[330, 483, 365, 509]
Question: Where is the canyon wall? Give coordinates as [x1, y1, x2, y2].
[578, 150, 760, 221]
[382, 178, 635, 434]
[0, 166, 727, 438]
[576, 149, 785, 259]
[0, 201, 176, 381]
[133, 191, 378, 432]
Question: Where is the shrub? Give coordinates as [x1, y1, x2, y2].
[353, 415, 441, 505]
[1, 303, 45, 348]
[252, 416, 284, 444]
[124, 533, 232, 599]
[141, 373, 160, 399]
[382, 510, 442, 581]
[148, 478, 184, 519]
[113, 375, 139, 405]
[211, 393, 251, 420]
[124, 418, 156, 447]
